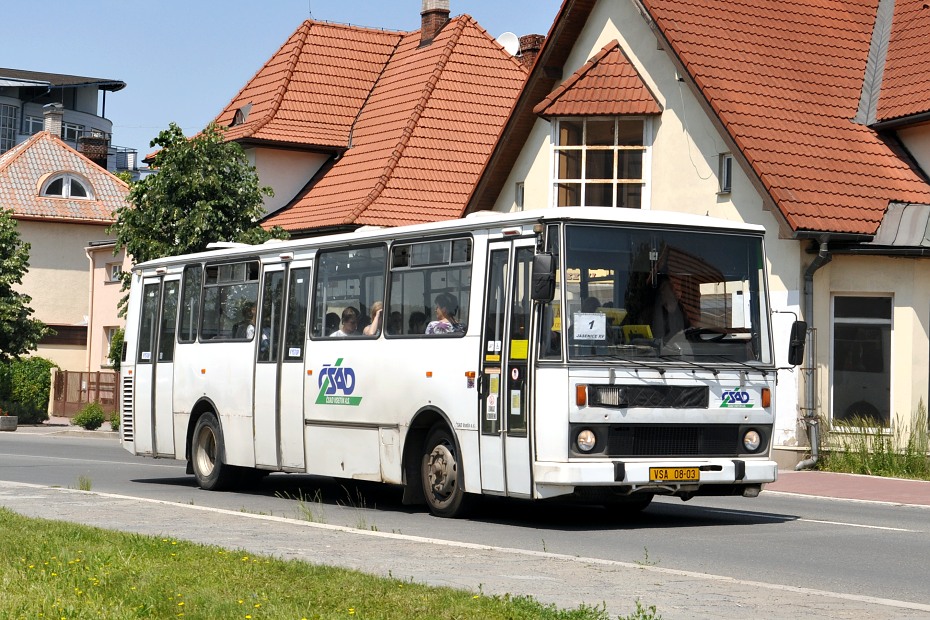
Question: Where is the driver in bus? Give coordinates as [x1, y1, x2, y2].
[330, 306, 359, 337]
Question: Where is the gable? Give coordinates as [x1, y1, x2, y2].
[534, 40, 662, 117]
[0, 132, 127, 224]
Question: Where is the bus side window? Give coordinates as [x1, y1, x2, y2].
[179, 264, 202, 343]
[387, 238, 472, 338]
[200, 261, 260, 341]
[311, 245, 387, 339]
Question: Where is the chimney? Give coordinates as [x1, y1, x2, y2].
[518, 34, 545, 70]
[420, 0, 450, 47]
[43, 102, 64, 137]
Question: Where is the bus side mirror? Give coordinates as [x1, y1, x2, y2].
[787, 320, 807, 366]
[531, 253, 556, 302]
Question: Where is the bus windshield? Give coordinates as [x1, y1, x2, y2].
[543, 224, 771, 365]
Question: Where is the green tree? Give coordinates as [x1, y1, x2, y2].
[109, 121, 286, 268]
[0, 209, 48, 361]
[107, 327, 124, 372]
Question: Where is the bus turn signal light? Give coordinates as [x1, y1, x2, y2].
[575, 384, 587, 407]
[761, 388, 771, 408]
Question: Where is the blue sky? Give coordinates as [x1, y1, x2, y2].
[3, 1, 562, 162]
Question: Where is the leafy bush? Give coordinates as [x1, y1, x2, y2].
[109, 411, 121, 432]
[0, 357, 55, 424]
[73, 403, 105, 431]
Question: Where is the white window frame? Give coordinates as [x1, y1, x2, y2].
[549, 116, 653, 210]
[718, 153, 733, 194]
[24, 115, 44, 136]
[103, 326, 120, 367]
[41, 173, 94, 200]
[62, 122, 84, 142]
[107, 263, 123, 283]
[0, 103, 18, 152]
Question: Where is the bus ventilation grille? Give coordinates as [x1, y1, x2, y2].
[588, 385, 708, 409]
[120, 375, 133, 442]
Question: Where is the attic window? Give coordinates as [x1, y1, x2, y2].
[41, 173, 94, 200]
[231, 103, 252, 127]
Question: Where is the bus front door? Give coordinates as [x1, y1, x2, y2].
[133, 277, 179, 457]
[479, 239, 534, 497]
[253, 261, 312, 471]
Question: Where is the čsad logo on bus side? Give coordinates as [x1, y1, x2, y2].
[316, 358, 362, 406]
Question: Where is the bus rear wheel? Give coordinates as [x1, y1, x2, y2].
[192, 412, 234, 491]
[421, 426, 472, 518]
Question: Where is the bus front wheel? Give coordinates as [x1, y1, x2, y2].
[421, 426, 473, 518]
[192, 412, 234, 491]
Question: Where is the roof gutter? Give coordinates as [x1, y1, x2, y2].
[796, 237, 832, 470]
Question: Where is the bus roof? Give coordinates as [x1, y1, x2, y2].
[132, 208, 766, 270]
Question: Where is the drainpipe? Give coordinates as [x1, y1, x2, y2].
[796, 238, 831, 470]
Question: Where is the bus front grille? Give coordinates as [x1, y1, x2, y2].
[120, 375, 133, 442]
[606, 424, 741, 457]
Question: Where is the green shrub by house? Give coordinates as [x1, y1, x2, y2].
[73, 403, 106, 430]
[0, 357, 56, 424]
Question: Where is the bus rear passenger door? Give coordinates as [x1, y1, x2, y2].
[133, 277, 179, 457]
[479, 239, 533, 497]
[254, 261, 311, 471]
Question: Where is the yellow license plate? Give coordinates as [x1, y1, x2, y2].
[649, 467, 700, 482]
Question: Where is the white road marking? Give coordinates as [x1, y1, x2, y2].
[0, 453, 184, 469]
[702, 507, 918, 532]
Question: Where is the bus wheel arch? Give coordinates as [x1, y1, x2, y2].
[189, 403, 235, 491]
[404, 408, 474, 518]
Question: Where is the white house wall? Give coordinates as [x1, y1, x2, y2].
[898, 123, 930, 180]
[490, 0, 805, 460]
[814, 256, 930, 438]
[249, 147, 329, 215]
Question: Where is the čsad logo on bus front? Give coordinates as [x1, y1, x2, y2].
[720, 389, 753, 408]
[316, 358, 362, 406]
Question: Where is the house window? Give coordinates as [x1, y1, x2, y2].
[62, 122, 84, 142]
[832, 296, 892, 427]
[24, 116, 44, 136]
[718, 153, 733, 194]
[515, 182, 525, 211]
[41, 173, 93, 199]
[103, 327, 120, 367]
[107, 263, 122, 283]
[553, 117, 647, 209]
[0, 103, 18, 153]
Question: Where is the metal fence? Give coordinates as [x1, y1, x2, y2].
[52, 371, 118, 417]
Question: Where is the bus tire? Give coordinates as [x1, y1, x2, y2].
[421, 425, 472, 518]
[191, 412, 234, 491]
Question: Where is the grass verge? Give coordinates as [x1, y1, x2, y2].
[0, 508, 641, 619]
[818, 402, 930, 480]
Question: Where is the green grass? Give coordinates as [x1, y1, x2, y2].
[0, 508, 643, 620]
[818, 402, 930, 481]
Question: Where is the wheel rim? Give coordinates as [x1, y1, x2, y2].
[195, 426, 217, 477]
[426, 441, 457, 503]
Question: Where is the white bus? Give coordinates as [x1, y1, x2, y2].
[119, 208, 801, 517]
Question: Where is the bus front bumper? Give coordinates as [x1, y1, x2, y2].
[533, 458, 778, 500]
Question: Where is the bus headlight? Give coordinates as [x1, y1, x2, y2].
[743, 429, 761, 452]
[576, 429, 597, 452]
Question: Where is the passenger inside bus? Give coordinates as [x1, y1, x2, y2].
[408, 311, 427, 334]
[387, 311, 403, 335]
[426, 293, 464, 334]
[330, 306, 359, 337]
[234, 302, 256, 339]
[363, 301, 383, 336]
[325, 312, 340, 335]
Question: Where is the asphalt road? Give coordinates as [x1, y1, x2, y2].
[2, 431, 929, 615]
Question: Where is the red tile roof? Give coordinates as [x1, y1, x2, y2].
[643, 0, 930, 235]
[213, 17, 526, 233]
[877, 0, 930, 122]
[534, 41, 661, 117]
[213, 21, 403, 149]
[0, 132, 128, 224]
